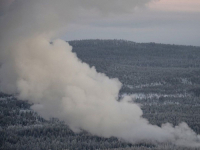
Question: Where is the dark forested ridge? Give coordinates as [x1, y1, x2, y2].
[69, 39, 200, 95]
[1, 39, 200, 150]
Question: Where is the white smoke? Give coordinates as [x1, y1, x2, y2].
[0, 0, 200, 147]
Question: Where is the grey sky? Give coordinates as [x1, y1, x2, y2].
[0, 0, 199, 46]
[63, 0, 200, 46]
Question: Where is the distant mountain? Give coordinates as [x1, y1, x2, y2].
[69, 39, 200, 69]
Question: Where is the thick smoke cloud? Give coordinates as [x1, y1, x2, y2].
[0, 0, 200, 147]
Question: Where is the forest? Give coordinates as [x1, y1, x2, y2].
[1, 39, 200, 150]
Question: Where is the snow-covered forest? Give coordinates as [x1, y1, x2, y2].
[1, 39, 200, 150]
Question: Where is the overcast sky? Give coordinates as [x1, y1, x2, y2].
[1, 0, 199, 46]
[63, 0, 200, 46]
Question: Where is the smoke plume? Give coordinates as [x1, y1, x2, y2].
[0, 0, 200, 147]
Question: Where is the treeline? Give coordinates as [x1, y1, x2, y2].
[70, 39, 200, 95]
[69, 39, 200, 68]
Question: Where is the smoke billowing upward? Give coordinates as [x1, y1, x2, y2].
[0, 0, 200, 147]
